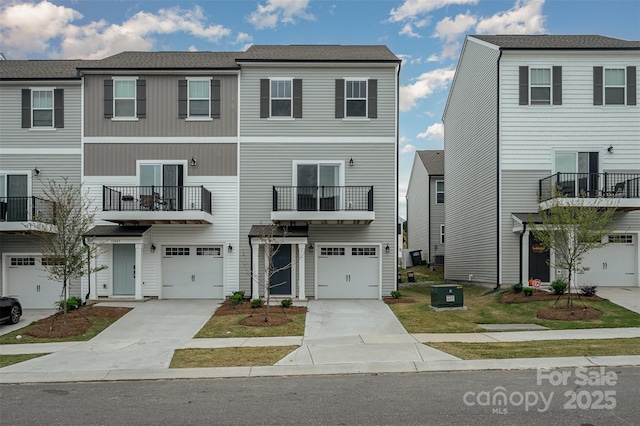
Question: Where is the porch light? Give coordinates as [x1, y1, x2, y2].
[308, 244, 314, 253]
[228, 244, 233, 253]
[190, 157, 197, 166]
[607, 145, 613, 154]
[33, 167, 40, 176]
[150, 243, 156, 253]
[349, 157, 354, 167]
[385, 244, 390, 253]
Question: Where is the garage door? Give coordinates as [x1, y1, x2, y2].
[579, 235, 637, 287]
[162, 246, 224, 298]
[317, 246, 379, 299]
[7, 256, 63, 308]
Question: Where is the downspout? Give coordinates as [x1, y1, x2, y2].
[248, 235, 253, 299]
[395, 61, 401, 291]
[83, 237, 90, 304]
[494, 49, 503, 291]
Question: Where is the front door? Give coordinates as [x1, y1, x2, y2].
[113, 244, 135, 295]
[529, 235, 550, 282]
[269, 244, 291, 295]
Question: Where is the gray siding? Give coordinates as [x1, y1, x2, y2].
[0, 154, 81, 194]
[239, 66, 396, 137]
[429, 177, 445, 262]
[406, 154, 429, 259]
[83, 74, 238, 137]
[84, 143, 236, 176]
[238, 142, 396, 297]
[443, 39, 500, 283]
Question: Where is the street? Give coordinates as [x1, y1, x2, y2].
[1, 367, 638, 425]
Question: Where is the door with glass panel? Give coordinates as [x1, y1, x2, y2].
[140, 164, 183, 210]
[555, 152, 599, 198]
[1, 175, 28, 221]
[296, 164, 340, 211]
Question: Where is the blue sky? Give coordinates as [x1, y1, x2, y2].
[2, 0, 639, 217]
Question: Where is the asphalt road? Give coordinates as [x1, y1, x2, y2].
[1, 367, 638, 425]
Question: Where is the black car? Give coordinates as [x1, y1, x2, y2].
[0, 297, 22, 325]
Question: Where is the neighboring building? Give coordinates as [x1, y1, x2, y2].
[0, 60, 85, 307]
[236, 45, 401, 299]
[443, 35, 640, 287]
[406, 150, 445, 265]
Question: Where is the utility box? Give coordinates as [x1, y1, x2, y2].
[430, 284, 464, 308]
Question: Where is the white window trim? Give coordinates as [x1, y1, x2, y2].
[440, 224, 445, 244]
[292, 160, 346, 211]
[344, 77, 369, 120]
[269, 77, 294, 119]
[435, 180, 444, 204]
[551, 148, 604, 175]
[0, 170, 33, 199]
[529, 67, 552, 106]
[112, 77, 138, 121]
[186, 77, 213, 121]
[30, 87, 55, 129]
[603, 67, 626, 106]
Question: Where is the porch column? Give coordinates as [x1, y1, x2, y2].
[251, 241, 260, 300]
[298, 244, 306, 299]
[134, 242, 143, 300]
[522, 231, 530, 285]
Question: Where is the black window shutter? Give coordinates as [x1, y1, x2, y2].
[552, 66, 562, 105]
[178, 80, 187, 118]
[335, 79, 345, 118]
[136, 80, 146, 118]
[260, 79, 269, 118]
[54, 88, 64, 128]
[519, 66, 528, 105]
[211, 79, 221, 118]
[368, 79, 378, 118]
[22, 89, 31, 128]
[293, 79, 302, 118]
[627, 66, 636, 106]
[104, 79, 113, 118]
[593, 66, 603, 105]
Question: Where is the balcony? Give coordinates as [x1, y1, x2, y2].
[0, 196, 56, 233]
[272, 186, 375, 224]
[102, 186, 213, 224]
[539, 172, 640, 212]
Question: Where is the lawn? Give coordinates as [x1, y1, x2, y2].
[428, 338, 640, 360]
[170, 346, 299, 368]
[399, 264, 444, 283]
[0, 353, 49, 368]
[389, 284, 640, 333]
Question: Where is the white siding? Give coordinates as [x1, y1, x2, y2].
[406, 154, 429, 259]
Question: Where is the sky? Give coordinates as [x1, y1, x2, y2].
[2, 0, 639, 218]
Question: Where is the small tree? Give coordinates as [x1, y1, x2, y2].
[529, 190, 617, 310]
[27, 177, 105, 325]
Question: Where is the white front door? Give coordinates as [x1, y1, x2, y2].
[317, 246, 379, 299]
[579, 235, 637, 287]
[162, 246, 224, 298]
[7, 256, 62, 308]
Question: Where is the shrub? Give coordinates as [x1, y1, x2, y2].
[512, 283, 523, 293]
[390, 290, 402, 299]
[228, 291, 245, 305]
[550, 279, 568, 295]
[58, 296, 82, 311]
[280, 298, 293, 308]
[250, 298, 264, 308]
[579, 285, 598, 297]
[523, 287, 534, 297]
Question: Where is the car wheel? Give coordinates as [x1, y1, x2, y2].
[9, 304, 21, 325]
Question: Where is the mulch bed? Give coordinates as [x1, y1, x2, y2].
[383, 297, 417, 304]
[24, 306, 132, 339]
[537, 306, 603, 321]
[215, 299, 307, 327]
[501, 291, 603, 304]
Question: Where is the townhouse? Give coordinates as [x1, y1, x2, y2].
[443, 35, 640, 287]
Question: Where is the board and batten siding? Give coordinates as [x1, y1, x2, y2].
[83, 74, 238, 137]
[443, 39, 500, 283]
[406, 154, 429, 260]
[239, 66, 397, 138]
[500, 51, 640, 172]
[429, 177, 445, 263]
[238, 142, 396, 297]
[84, 143, 237, 176]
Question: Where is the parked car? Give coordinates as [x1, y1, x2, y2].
[0, 297, 22, 325]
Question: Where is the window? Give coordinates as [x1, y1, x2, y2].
[260, 78, 302, 118]
[440, 225, 445, 244]
[0, 173, 29, 221]
[197, 247, 221, 256]
[609, 235, 633, 244]
[188, 79, 210, 117]
[530, 68, 551, 105]
[11, 257, 35, 266]
[436, 180, 444, 204]
[32, 89, 54, 127]
[271, 79, 292, 117]
[604, 68, 625, 105]
[139, 163, 184, 211]
[294, 161, 343, 211]
[335, 78, 377, 119]
[113, 79, 136, 118]
[320, 247, 345, 256]
[165, 247, 190, 256]
[352, 247, 376, 256]
[554, 151, 599, 197]
[346, 80, 367, 117]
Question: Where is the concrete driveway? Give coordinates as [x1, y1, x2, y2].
[0, 309, 56, 337]
[597, 287, 640, 314]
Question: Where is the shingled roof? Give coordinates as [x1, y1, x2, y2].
[237, 45, 400, 62]
[78, 51, 241, 70]
[417, 150, 444, 175]
[470, 35, 640, 50]
[0, 60, 87, 80]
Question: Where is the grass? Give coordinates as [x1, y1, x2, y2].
[428, 338, 640, 360]
[0, 353, 49, 368]
[399, 264, 444, 283]
[195, 312, 306, 338]
[0, 315, 123, 345]
[388, 284, 640, 333]
[170, 346, 299, 368]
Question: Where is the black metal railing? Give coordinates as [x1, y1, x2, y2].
[539, 172, 640, 202]
[103, 186, 212, 214]
[0, 196, 55, 223]
[273, 186, 374, 212]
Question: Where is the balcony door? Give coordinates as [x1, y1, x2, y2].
[140, 164, 183, 210]
[1, 174, 28, 221]
[555, 152, 599, 197]
[296, 163, 340, 211]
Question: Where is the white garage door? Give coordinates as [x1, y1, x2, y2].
[162, 246, 224, 298]
[7, 256, 63, 308]
[579, 235, 637, 287]
[317, 246, 379, 299]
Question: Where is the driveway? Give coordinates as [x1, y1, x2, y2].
[597, 287, 640, 314]
[0, 309, 56, 337]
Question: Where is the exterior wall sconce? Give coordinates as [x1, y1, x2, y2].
[228, 244, 233, 253]
[150, 243, 156, 253]
[607, 145, 613, 154]
[308, 244, 314, 253]
[33, 167, 40, 176]
[190, 157, 197, 166]
[385, 244, 390, 253]
[349, 157, 354, 167]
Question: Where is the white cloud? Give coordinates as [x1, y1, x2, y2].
[434, 13, 477, 43]
[401, 144, 416, 154]
[188, 45, 198, 52]
[417, 123, 444, 140]
[247, 0, 314, 30]
[0, 2, 233, 59]
[399, 23, 421, 38]
[399, 67, 455, 111]
[390, 0, 479, 23]
[476, 0, 546, 34]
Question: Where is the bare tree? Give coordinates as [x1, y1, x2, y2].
[529, 190, 618, 310]
[27, 177, 105, 324]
